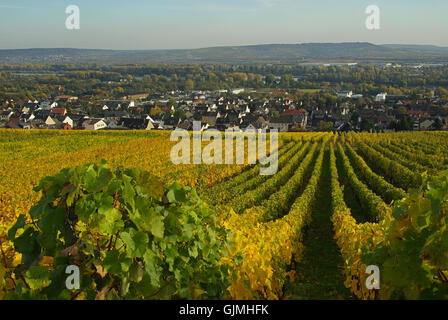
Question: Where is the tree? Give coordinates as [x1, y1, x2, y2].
[433, 118, 443, 130]
[398, 106, 408, 115]
[392, 115, 414, 131]
[269, 109, 280, 118]
[184, 80, 194, 91]
[173, 110, 186, 121]
[317, 121, 333, 132]
[167, 98, 178, 108]
[265, 74, 276, 86]
[360, 119, 373, 132]
[150, 106, 162, 117]
[351, 112, 360, 123]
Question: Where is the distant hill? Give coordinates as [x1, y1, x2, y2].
[1, 43, 448, 64]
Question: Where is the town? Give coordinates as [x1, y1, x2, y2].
[1, 88, 447, 132]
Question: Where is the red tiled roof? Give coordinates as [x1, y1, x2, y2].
[51, 108, 67, 114]
[282, 110, 305, 115]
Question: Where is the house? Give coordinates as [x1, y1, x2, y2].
[22, 113, 35, 122]
[19, 121, 31, 130]
[269, 115, 294, 132]
[104, 111, 130, 121]
[408, 110, 424, 120]
[44, 116, 62, 129]
[106, 120, 120, 129]
[29, 119, 46, 129]
[66, 114, 87, 129]
[21, 106, 31, 115]
[102, 101, 123, 111]
[375, 93, 387, 102]
[62, 116, 74, 128]
[177, 120, 193, 131]
[231, 89, 245, 95]
[119, 118, 154, 130]
[39, 101, 58, 110]
[201, 112, 217, 126]
[51, 108, 67, 117]
[420, 120, 434, 131]
[337, 91, 353, 98]
[282, 110, 308, 128]
[83, 119, 107, 130]
[160, 116, 181, 130]
[0, 110, 13, 121]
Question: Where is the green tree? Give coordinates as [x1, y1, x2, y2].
[184, 80, 194, 91]
[317, 121, 333, 132]
[150, 106, 163, 117]
[360, 119, 373, 132]
[433, 118, 443, 130]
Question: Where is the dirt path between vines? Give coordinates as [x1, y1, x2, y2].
[284, 150, 355, 300]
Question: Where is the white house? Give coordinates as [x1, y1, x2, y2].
[27, 113, 35, 122]
[232, 88, 245, 95]
[83, 119, 107, 130]
[337, 91, 353, 98]
[0, 110, 14, 120]
[39, 101, 58, 110]
[62, 116, 74, 128]
[45, 116, 57, 126]
[375, 93, 387, 102]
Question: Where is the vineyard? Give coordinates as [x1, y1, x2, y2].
[0, 129, 447, 300]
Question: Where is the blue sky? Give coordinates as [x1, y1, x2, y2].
[0, 0, 447, 49]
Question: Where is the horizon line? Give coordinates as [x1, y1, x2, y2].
[0, 41, 447, 52]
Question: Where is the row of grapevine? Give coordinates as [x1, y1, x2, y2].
[355, 140, 421, 190]
[227, 141, 314, 213]
[211, 139, 306, 206]
[344, 143, 406, 204]
[329, 143, 388, 300]
[221, 140, 327, 299]
[366, 141, 427, 174]
[213, 139, 294, 188]
[202, 139, 297, 205]
[407, 138, 448, 155]
[167, 134, 284, 188]
[336, 144, 391, 221]
[260, 138, 329, 221]
[387, 141, 448, 169]
[391, 132, 448, 154]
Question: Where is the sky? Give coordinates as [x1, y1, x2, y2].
[0, 0, 447, 50]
